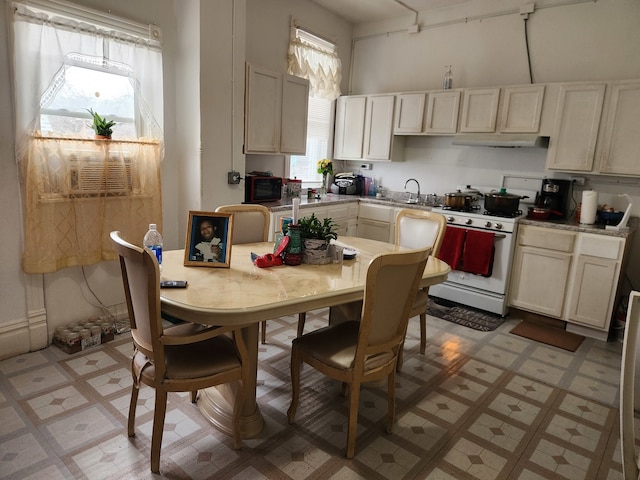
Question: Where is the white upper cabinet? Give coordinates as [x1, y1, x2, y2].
[393, 93, 425, 134]
[545, 83, 606, 172]
[459, 88, 500, 132]
[363, 94, 396, 160]
[334, 95, 366, 159]
[597, 81, 640, 176]
[280, 75, 310, 154]
[335, 94, 402, 161]
[425, 90, 461, 134]
[244, 64, 309, 155]
[499, 85, 545, 133]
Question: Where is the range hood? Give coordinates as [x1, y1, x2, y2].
[452, 134, 549, 148]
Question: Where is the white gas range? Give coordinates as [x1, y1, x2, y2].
[429, 186, 535, 317]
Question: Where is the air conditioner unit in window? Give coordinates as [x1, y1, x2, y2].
[69, 159, 132, 196]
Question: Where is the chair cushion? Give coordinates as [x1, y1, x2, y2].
[292, 321, 394, 371]
[133, 335, 241, 381]
[412, 290, 429, 310]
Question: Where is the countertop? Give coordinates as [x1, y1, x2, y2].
[261, 194, 637, 238]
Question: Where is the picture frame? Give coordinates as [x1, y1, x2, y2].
[184, 211, 233, 268]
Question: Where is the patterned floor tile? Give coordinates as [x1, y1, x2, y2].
[0, 309, 628, 479]
[8, 365, 70, 397]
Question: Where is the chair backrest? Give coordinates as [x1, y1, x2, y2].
[395, 209, 447, 255]
[620, 290, 640, 480]
[110, 231, 164, 365]
[215, 204, 270, 244]
[356, 247, 431, 362]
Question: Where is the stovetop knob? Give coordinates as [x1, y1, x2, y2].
[495, 223, 503, 230]
[485, 221, 492, 228]
[446, 216, 455, 222]
[465, 218, 473, 225]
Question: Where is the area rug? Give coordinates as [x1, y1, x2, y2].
[510, 320, 585, 352]
[428, 298, 505, 331]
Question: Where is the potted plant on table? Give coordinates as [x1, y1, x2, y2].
[87, 108, 116, 139]
[297, 213, 338, 264]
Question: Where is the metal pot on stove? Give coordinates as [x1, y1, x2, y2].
[444, 185, 483, 209]
[484, 188, 528, 215]
[444, 190, 474, 209]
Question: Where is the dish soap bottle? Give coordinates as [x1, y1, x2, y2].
[443, 65, 453, 90]
[143, 223, 163, 270]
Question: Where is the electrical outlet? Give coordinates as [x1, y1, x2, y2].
[360, 163, 372, 170]
[227, 171, 241, 184]
[570, 176, 585, 186]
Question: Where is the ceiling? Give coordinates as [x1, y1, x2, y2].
[310, 0, 473, 24]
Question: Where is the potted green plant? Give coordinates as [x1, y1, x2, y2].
[297, 213, 338, 264]
[87, 108, 116, 139]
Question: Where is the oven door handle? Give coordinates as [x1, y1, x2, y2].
[494, 234, 507, 239]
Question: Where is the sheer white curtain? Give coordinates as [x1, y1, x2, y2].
[9, 1, 164, 273]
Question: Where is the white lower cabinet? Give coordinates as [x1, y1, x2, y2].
[509, 226, 575, 318]
[565, 234, 624, 330]
[269, 203, 358, 241]
[356, 203, 398, 243]
[509, 225, 628, 339]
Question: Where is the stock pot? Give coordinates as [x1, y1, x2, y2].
[484, 188, 528, 215]
[444, 190, 474, 209]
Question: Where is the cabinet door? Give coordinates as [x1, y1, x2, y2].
[245, 64, 281, 153]
[425, 90, 461, 134]
[394, 93, 425, 134]
[334, 96, 366, 160]
[499, 85, 545, 133]
[598, 82, 640, 175]
[363, 95, 395, 160]
[357, 219, 391, 242]
[566, 255, 620, 329]
[509, 245, 572, 318]
[280, 75, 309, 154]
[459, 88, 500, 133]
[546, 83, 605, 172]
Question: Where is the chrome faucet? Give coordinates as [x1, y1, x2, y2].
[404, 178, 421, 204]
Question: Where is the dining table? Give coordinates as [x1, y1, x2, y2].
[159, 236, 450, 439]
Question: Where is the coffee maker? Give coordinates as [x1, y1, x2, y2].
[536, 179, 571, 219]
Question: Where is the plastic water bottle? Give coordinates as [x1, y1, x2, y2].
[443, 65, 453, 90]
[143, 223, 163, 270]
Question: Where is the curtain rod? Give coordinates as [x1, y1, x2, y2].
[9, 0, 161, 43]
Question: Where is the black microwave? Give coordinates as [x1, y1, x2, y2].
[244, 174, 283, 203]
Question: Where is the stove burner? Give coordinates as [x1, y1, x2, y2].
[441, 205, 481, 213]
[483, 210, 523, 218]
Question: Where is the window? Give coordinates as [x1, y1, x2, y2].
[41, 55, 137, 138]
[9, 0, 164, 273]
[287, 24, 342, 184]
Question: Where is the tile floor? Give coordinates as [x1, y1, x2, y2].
[0, 308, 631, 479]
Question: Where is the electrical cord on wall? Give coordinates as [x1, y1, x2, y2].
[81, 266, 130, 332]
[523, 17, 534, 84]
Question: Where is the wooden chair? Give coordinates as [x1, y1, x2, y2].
[215, 204, 271, 343]
[394, 209, 447, 367]
[620, 290, 640, 480]
[287, 247, 431, 458]
[110, 231, 250, 473]
[304, 209, 446, 369]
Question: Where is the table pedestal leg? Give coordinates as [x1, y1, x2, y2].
[196, 323, 265, 438]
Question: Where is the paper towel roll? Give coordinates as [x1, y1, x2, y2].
[580, 190, 598, 225]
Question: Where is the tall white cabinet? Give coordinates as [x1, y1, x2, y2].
[244, 64, 309, 155]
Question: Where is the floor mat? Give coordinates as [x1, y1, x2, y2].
[510, 320, 585, 352]
[428, 298, 505, 331]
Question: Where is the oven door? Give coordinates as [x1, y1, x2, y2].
[439, 225, 515, 296]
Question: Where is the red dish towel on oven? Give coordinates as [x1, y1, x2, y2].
[462, 230, 495, 276]
[437, 227, 466, 270]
